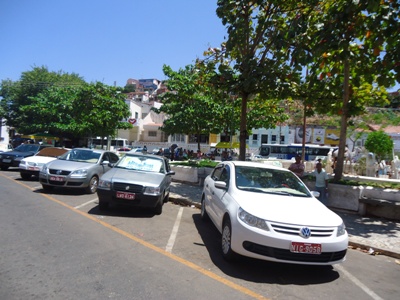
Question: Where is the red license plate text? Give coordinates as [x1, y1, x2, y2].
[116, 191, 136, 200]
[290, 242, 321, 254]
[50, 176, 64, 182]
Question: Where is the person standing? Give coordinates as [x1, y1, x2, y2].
[289, 155, 305, 178]
[313, 162, 329, 205]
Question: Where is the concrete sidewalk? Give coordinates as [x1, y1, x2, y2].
[169, 180, 400, 259]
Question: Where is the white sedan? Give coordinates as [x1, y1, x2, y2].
[19, 147, 70, 180]
[201, 161, 348, 265]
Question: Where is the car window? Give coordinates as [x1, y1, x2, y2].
[235, 166, 311, 197]
[108, 152, 120, 163]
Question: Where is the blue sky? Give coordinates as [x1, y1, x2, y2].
[0, 0, 226, 87]
[1, 0, 398, 92]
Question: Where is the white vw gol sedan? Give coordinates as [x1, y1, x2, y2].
[201, 161, 348, 265]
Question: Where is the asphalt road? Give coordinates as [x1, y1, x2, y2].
[1, 168, 399, 300]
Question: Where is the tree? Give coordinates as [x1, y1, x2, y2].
[364, 131, 394, 162]
[205, 1, 301, 160]
[0, 66, 85, 131]
[23, 82, 132, 142]
[152, 65, 219, 151]
[288, 0, 398, 181]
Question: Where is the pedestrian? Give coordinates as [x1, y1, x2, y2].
[289, 155, 305, 178]
[143, 145, 147, 153]
[313, 162, 329, 205]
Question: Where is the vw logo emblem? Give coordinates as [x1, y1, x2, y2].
[125, 186, 130, 191]
[300, 227, 311, 239]
[56, 170, 62, 175]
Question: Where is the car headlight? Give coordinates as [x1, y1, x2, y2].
[70, 169, 88, 178]
[337, 222, 346, 237]
[144, 186, 161, 196]
[238, 207, 270, 231]
[40, 165, 48, 174]
[98, 179, 111, 190]
[19, 160, 27, 167]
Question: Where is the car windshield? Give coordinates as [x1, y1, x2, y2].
[59, 149, 101, 164]
[15, 144, 40, 152]
[235, 166, 311, 197]
[116, 155, 163, 173]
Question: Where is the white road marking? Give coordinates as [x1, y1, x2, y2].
[335, 264, 384, 300]
[166, 207, 184, 253]
[74, 198, 98, 209]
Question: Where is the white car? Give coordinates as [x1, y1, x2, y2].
[19, 147, 70, 179]
[201, 161, 348, 265]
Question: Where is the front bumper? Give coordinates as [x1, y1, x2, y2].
[230, 217, 348, 265]
[97, 188, 162, 209]
[39, 173, 89, 188]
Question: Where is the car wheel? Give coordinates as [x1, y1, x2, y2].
[154, 199, 163, 215]
[222, 217, 236, 261]
[20, 173, 31, 180]
[86, 176, 98, 194]
[1, 166, 9, 171]
[98, 201, 109, 211]
[200, 196, 209, 221]
[42, 184, 54, 191]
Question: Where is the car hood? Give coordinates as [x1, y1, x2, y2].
[235, 190, 343, 227]
[101, 168, 165, 186]
[22, 156, 58, 164]
[46, 160, 97, 171]
[1, 150, 36, 157]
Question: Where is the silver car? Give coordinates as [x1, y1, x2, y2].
[97, 152, 175, 215]
[39, 148, 120, 194]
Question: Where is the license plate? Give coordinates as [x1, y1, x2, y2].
[50, 176, 65, 182]
[28, 166, 40, 171]
[116, 191, 136, 200]
[3, 159, 11, 163]
[290, 242, 321, 254]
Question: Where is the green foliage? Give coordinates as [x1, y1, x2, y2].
[171, 159, 218, 168]
[364, 130, 394, 161]
[0, 66, 131, 140]
[0, 66, 85, 130]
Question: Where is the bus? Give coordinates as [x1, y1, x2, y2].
[89, 137, 130, 149]
[258, 144, 337, 161]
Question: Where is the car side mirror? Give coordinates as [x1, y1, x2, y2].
[214, 181, 227, 190]
[102, 160, 110, 165]
[167, 170, 175, 175]
[311, 191, 320, 198]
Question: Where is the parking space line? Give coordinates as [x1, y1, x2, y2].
[2, 173, 269, 300]
[75, 198, 98, 209]
[335, 264, 384, 300]
[166, 207, 183, 253]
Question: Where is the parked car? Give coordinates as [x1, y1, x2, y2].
[201, 161, 348, 265]
[0, 144, 50, 171]
[97, 152, 175, 215]
[128, 147, 143, 153]
[19, 147, 70, 180]
[39, 148, 120, 194]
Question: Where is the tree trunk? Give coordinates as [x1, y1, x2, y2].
[334, 59, 350, 181]
[239, 93, 248, 161]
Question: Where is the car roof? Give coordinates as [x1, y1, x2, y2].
[72, 148, 107, 152]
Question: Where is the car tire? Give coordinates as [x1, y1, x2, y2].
[154, 200, 163, 215]
[200, 196, 209, 221]
[42, 184, 54, 191]
[86, 176, 98, 194]
[20, 173, 31, 180]
[98, 201, 109, 211]
[221, 217, 236, 261]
